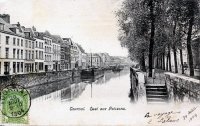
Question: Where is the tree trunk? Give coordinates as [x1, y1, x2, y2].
[186, 14, 194, 76]
[172, 22, 178, 73]
[141, 51, 146, 72]
[162, 53, 165, 70]
[156, 54, 159, 69]
[180, 48, 184, 74]
[148, 0, 155, 77]
[173, 47, 178, 73]
[166, 54, 169, 71]
[160, 55, 163, 69]
[168, 44, 172, 71]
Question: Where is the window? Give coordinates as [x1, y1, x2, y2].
[17, 49, 19, 59]
[36, 41, 38, 48]
[5, 48, 9, 58]
[13, 49, 16, 58]
[13, 38, 16, 45]
[4, 62, 9, 74]
[21, 62, 23, 72]
[39, 51, 41, 59]
[32, 51, 34, 59]
[6, 36, 9, 45]
[32, 41, 34, 49]
[21, 50, 23, 59]
[17, 62, 20, 73]
[17, 38, 20, 46]
[25, 50, 27, 59]
[21, 39, 23, 46]
[29, 41, 31, 48]
[29, 51, 31, 60]
[39, 62, 43, 70]
[25, 40, 28, 48]
[36, 50, 38, 59]
[13, 62, 16, 73]
[0, 23, 4, 30]
[41, 51, 43, 59]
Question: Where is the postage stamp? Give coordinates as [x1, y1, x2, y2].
[0, 84, 31, 124]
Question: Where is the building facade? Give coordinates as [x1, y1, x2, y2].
[70, 41, 79, 69]
[61, 38, 71, 70]
[87, 53, 102, 68]
[43, 35, 53, 71]
[33, 31, 45, 73]
[23, 28, 36, 73]
[0, 15, 26, 75]
[52, 35, 61, 71]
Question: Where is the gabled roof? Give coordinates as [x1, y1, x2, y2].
[51, 35, 63, 44]
[0, 18, 15, 33]
[36, 32, 53, 39]
[0, 18, 26, 37]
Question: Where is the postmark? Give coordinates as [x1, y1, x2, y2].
[0, 84, 31, 124]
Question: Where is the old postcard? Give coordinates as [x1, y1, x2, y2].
[0, 0, 200, 125]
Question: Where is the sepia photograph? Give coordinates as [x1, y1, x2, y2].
[0, 0, 200, 125]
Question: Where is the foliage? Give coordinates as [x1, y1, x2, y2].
[116, 0, 200, 76]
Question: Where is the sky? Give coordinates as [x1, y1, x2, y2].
[0, 0, 128, 57]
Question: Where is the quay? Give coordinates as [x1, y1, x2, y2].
[130, 67, 200, 103]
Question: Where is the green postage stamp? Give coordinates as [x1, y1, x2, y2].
[0, 84, 31, 124]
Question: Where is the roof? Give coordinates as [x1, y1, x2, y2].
[36, 32, 53, 39]
[0, 18, 15, 33]
[51, 35, 63, 44]
[0, 18, 26, 38]
[76, 43, 85, 53]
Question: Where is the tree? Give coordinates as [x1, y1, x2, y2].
[117, 0, 150, 72]
[184, 0, 199, 76]
[117, 0, 166, 74]
[148, 0, 156, 77]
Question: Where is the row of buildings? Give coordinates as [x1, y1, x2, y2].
[0, 14, 127, 76]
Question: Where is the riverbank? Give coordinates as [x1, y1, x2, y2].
[0, 70, 81, 99]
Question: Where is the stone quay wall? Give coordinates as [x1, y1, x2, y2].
[0, 70, 81, 99]
[165, 72, 200, 102]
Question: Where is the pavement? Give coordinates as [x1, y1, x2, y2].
[145, 69, 166, 85]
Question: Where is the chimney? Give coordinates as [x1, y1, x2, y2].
[32, 26, 36, 31]
[0, 14, 10, 23]
[17, 22, 20, 27]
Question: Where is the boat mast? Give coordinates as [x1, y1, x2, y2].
[91, 52, 92, 67]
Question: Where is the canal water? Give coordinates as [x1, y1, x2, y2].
[28, 70, 200, 125]
[29, 70, 145, 125]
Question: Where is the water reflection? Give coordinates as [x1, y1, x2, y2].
[28, 77, 82, 99]
[61, 82, 88, 101]
[31, 70, 130, 102]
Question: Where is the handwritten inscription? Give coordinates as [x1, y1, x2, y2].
[145, 111, 180, 124]
[182, 106, 198, 122]
[145, 106, 199, 125]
